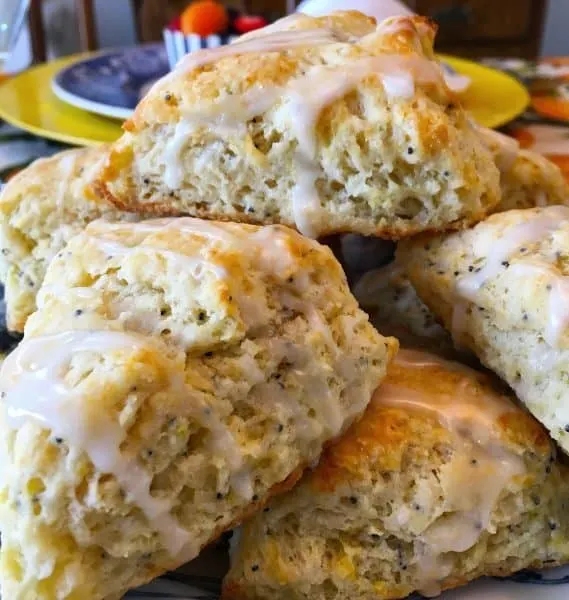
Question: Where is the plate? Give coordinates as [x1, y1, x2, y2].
[0, 48, 527, 147]
[126, 565, 569, 599]
[0, 54, 123, 147]
[52, 44, 169, 120]
[48, 47, 526, 129]
[440, 54, 530, 129]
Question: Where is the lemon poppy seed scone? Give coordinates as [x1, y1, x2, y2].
[0, 146, 140, 333]
[0, 218, 397, 599]
[353, 263, 455, 354]
[398, 205, 569, 455]
[223, 350, 569, 600]
[477, 127, 569, 213]
[94, 12, 500, 239]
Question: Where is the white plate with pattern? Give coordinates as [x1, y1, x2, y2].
[124, 564, 569, 599]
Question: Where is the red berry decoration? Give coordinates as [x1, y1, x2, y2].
[234, 15, 268, 34]
[168, 16, 181, 31]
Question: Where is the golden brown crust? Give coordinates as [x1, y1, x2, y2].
[309, 358, 549, 495]
[96, 176, 491, 241]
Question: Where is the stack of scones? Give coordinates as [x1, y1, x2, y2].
[1, 11, 569, 600]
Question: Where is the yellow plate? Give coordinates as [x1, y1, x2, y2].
[440, 54, 530, 129]
[0, 52, 529, 147]
[0, 54, 123, 147]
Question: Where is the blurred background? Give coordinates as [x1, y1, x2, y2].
[3, 0, 569, 189]
[4, 0, 569, 74]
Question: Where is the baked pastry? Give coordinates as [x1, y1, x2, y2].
[0, 146, 138, 333]
[478, 127, 569, 212]
[0, 217, 396, 599]
[94, 12, 500, 238]
[354, 263, 455, 355]
[398, 205, 569, 454]
[224, 350, 569, 600]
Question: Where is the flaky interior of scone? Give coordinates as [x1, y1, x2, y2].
[95, 12, 500, 239]
[0, 146, 139, 333]
[224, 350, 569, 600]
[0, 218, 396, 599]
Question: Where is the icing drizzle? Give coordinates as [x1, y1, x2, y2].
[452, 206, 569, 347]
[376, 350, 525, 595]
[1, 331, 195, 557]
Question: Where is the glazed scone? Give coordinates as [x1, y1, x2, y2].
[399, 205, 569, 455]
[354, 263, 455, 355]
[223, 350, 569, 600]
[0, 146, 139, 332]
[0, 218, 397, 600]
[94, 12, 500, 238]
[478, 127, 569, 212]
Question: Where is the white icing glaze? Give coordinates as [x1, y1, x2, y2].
[1, 331, 195, 557]
[384, 350, 514, 434]
[163, 120, 196, 189]
[163, 85, 281, 189]
[55, 152, 79, 209]
[87, 218, 307, 330]
[376, 350, 525, 593]
[176, 28, 337, 73]
[281, 55, 443, 236]
[93, 217, 305, 284]
[1, 329, 262, 552]
[443, 72, 470, 93]
[509, 260, 569, 346]
[452, 206, 569, 345]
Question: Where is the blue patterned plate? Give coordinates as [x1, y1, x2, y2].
[51, 44, 170, 121]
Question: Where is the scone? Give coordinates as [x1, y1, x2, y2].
[94, 12, 500, 238]
[0, 218, 397, 599]
[398, 205, 569, 454]
[478, 127, 569, 212]
[354, 263, 455, 355]
[223, 350, 569, 600]
[0, 146, 139, 332]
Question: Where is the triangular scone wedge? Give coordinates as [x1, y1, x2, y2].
[223, 350, 569, 600]
[477, 127, 569, 213]
[94, 12, 500, 239]
[0, 146, 143, 333]
[398, 205, 569, 455]
[0, 218, 397, 599]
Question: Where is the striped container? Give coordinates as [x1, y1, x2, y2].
[163, 29, 240, 70]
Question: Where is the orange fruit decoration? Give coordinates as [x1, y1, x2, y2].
[180, 0, 229, 36]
